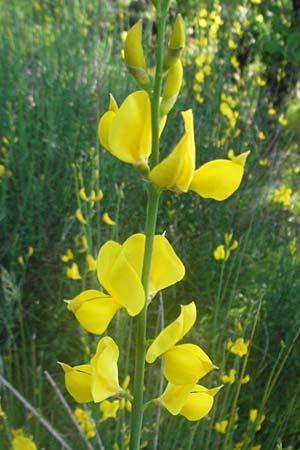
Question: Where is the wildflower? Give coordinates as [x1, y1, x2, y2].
[213, 245, 226, 260]
[86, 254, 97, 271]
[249, 409, 265, 430]
[18, 256, 24, 265]
[256, 76, 266, 86]
[163, 15, 185, 70]
[61, 248, 73, 262]
[221, 368, 236, 384]
[102, 212, 115, 225]
[159, 383, 221, 421]
[230, 56, 239, 68]
[94, 189, 104, 201]
[27, 247, 34, 257]
[257, 131, 265, 140]
[74, 407, 95, 438]
[124, 21, 150, 89]
[66, 262, 81, 280]
[146, 302, 214, 384]
[60, 336, 121, 403]
[272, 185, 292, 206]
[227, 338, 249, 357]
[79, 188, 89, 201]
[268, 104, 276, 115]
[252, 445, 262, 450]
[100, 400, 120, 422]
[76, 208, 87, 224]
[150, 109, 249, 201]
[278, 114, 287, 126]
[11, 429, 37, 450]
[289, 238, 297, 254]
[241, 374, 250, 384]
[259, 159, 270, 167]
[160, 60, 183, 116]
[98, 91, 155, 167]
[215, 419, 228, 433]
[67, 234, 185, 333]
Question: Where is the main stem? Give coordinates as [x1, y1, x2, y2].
[129, 4, 168, 449]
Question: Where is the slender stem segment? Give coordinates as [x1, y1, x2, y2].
[129, 3, 169, 449]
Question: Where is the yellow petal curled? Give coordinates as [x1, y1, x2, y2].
[163, 343, 214, 384]
[66, 289, 121, 334]
[91, 336, 120, 402]
[59, 363, 93, 403]
[190, 151, 250, 201]
[108, 91, 151, 165]
[97, 240, 145, 316]
[122, 233, 185, 297]
[150, 110, 195, 192]
[146, 302, 196, 363]
[159, 383, 193, 415]
[179, 385, 215, 421]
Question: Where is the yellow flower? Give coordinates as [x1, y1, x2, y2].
[161, 60, 183, 116]
[272, 185, 292, 206]
[18, 256, 24, 265]
[278, 113, 287, 126]
[59, 336, 120, 403]
[257, 131, 265, 140]
[102, 212, 115, 225]
[59, 362, 93, 403]
[98, 91, 153, 166]
[86, 254, 97, 271]
[150, 110, 195, 192]
[163, 15, 185, 69]
[227, 338, 249, 357]
[215, 419, 228, 433]
[249, 409, 265, 430]
[241, 374, 250, 384]
[11, 431, 37, 450]
[289, 238, 297, 254]
[79, 188, 89, 201]
[221, 368, 236, 384]
[256, 76, 266, 86]
[230, 56, 239, 68]
[100, 399, 120, 422]
[76, 208, 87, 224]
[74, 407, 95, 438]
[251, 445, 262, 450]
[150, 109, 249, 201]
[259, 159, 270, 167]
[159, 383, 221, 421]
[61, 248, 73, 262]
[146, 302, 214, 384]
[67, 234, 185, 333]
[268, 104, 276, 115]
[94, 189, 104, 201]
[66, 262, 81, 280]
[124, 21, 150, 89]
[213, 245, 226, 260]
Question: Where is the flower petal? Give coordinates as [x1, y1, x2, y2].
[179, 385, 214, 421]
[91, 336, 120, 403]
[146, 302, 196, 363]
[98, 110, 116, 150]
[190, 152, 249, 201]
[66, 289, 121, 334]
[159, 383, 193, 415]
[150, 110, 195, 192]
[163, 343, 214, 384]
[97, 240, 145, 316]
[108, 91, 152, 165]
[59, 363, 93, 403]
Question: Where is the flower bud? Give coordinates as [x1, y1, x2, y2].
[163, 15, 185, 70]
[124, 21, 150, 89]
[161, 60, 183, 115]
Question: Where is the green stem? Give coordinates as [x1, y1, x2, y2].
[129, 4, 169, 448]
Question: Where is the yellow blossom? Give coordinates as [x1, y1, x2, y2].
[146, 302, 214, 384]
[100, 399, 120, 422]
[227, 338, 249, 357]
[221, 368, 236, 384]
[124, 21, 150, 89]
[74, 407, 95, 438]
[76, 208, 87, 224]
[66, 234, 185, 333]
[231, 56, 239, 68]
[94, 189, 104, 201]
[11, 430, 37, 450]
[278, 114, 287, 126]
[86, 254, 97, 271]
[213, 245, 226, 260]
[59, 363, 93, 402]
[249, 409, 265, 430]
[228, 39, 237, 49]
[268, 104, 276, 115]
[215, 419, 228, 433]
[18, 256, 24, 265]
[79, 188, 88, 201]
[241, 374, 250, 384]
[272, 185, 292, 206]
[61, 248, 73, 262]
[102, 212, 115, 225]
[289, 238, 297, 254]
[257, 131, 266, 140]
[259, 159, 270, 167]
[27, 247, 34, 257]
[256, 76, 266, 86]
[251, 445, 262, 450]
[66, 262, 81, 280]
[163, 15, 185, 69]
[159, 383, 221, 420]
